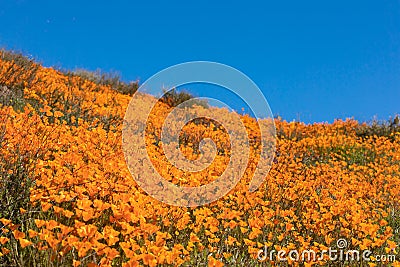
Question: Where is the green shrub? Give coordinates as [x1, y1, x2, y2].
[160, 88, 208, 108]
[356, 115, 400, 140]
[68, 69, 138, 96]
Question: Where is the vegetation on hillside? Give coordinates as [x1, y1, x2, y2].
[0, 50, 399, 266]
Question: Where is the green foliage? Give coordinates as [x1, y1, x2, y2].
[0, 85, 21, 108]
[0, 124, 42, 266]
[160, 88, 208, 108]
[356, 115, 400, 140]
[68, 68, 139, 96]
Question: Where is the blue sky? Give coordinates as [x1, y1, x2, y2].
[1, 1, 399, 123]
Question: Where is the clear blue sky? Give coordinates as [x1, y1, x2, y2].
[1, 1, 399, 123]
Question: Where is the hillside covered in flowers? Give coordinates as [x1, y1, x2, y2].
[0, 50, 399, 266]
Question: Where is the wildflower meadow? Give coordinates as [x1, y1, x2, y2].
[0, 50, 399, 266]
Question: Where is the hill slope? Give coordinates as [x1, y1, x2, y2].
[0, 50, 399, 266]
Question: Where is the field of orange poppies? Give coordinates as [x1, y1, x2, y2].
[0, 50, 399, 266]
